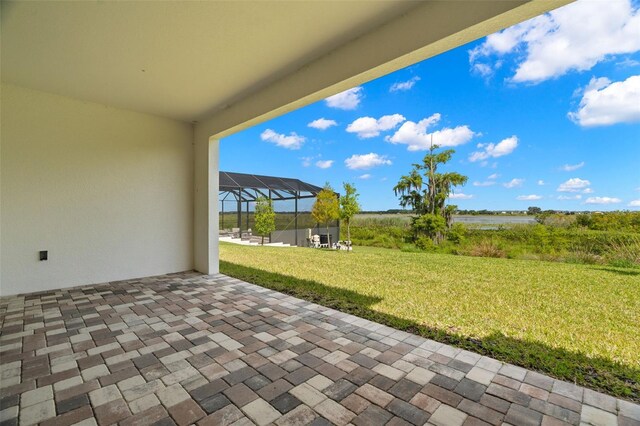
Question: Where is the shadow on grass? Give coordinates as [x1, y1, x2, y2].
[592, 267, 640, 277]
[220, 260, 640, 402]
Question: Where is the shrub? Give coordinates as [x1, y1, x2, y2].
[412, 214, 446, 242]
[565, 250, 603, 265]
[415, 236, 437, 251]
[447, 223, 467, 244]
[467, 239, 506, 258]
[369, 234, 403, 249]
[573, 211, 640, 233]
[537, 213, 577, 228]
[604, 235, 640, 268]
[400, 244, 423, 253]
[575, 214, 593, 229]
[347, 224, 408, 249]
[351, 215, 411, 228]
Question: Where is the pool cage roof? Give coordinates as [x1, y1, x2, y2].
[219, 171, 324, 202]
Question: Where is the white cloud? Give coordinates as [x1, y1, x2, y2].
[585, 196, 622, 204]
[558, 195, 582, 200]
[488, 173, 500, 180]
[358, 174, 372, 180]
[472, 63, 494, 77]
[538, 180, 545, 185]
[473, 181, 496, 187]
[617, 58, 640, 67]
[346, 114, 405, 138]
[390, 76, 421, 92]
[315, 160, 334, 169]
[504, 178, 524, 188]
[469, 136, 518, 162]
[629, 199, 640, 207]
[301, 156, 313, 167]
[472, 60, 504, 79]
[308, 118, 337, 130]
[557, 178, 591, 192]
[568, 75, 640, 126]
[560, 161, 585, 171]
[325, 87, 363, 110]
[344, 153, 392, 170]
[449, 192, 474, 200]
[386, 113, 476, 151]
[261, 129, 305, 150]
[516, 194, 543, 201]
[469, 0, 640, 83]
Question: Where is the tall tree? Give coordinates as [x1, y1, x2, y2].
[312, 183, 339, 247]
[254, 196, 275, 245]
[339, 182, 361, 246]
[394, 169, 424, 213]
[527, 206, 542, 215]
[394, 142, 467, 243]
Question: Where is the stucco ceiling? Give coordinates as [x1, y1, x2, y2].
[1, 1, 419, 122]
[2, 1, 571, 128]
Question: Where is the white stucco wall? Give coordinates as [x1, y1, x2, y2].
[0, 84, 195, 296]
[193, 127, 218, 276]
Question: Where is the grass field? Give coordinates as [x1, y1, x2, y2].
[219, 242, 640, 400]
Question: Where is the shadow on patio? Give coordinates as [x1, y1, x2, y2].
[220, 261, 640, 402]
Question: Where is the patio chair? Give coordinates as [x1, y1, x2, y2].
[319, 234, 330, 248]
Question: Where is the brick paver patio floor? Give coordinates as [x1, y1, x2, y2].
[1, 272, 638, 426]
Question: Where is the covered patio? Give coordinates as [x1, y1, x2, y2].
[1, 272, 637, 426]
[1, 0, 576, 295]
[6, 0, 638, 424]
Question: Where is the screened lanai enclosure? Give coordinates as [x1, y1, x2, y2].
[219, 171, 340, 246]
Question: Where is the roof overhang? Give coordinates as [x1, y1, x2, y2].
[219, 171, 323, 202]
[1, 1, 573, 137]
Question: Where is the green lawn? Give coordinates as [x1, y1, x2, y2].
[219, 243, 640, 401]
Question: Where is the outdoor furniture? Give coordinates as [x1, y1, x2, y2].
[338, 240, 352, 251]
[311, 234, 321, 248]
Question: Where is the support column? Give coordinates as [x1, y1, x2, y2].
[237, 193, 242, 232]
[193, 127, 219, 275]
[294, 193, 298, 247]
[268, 190, 272, 243]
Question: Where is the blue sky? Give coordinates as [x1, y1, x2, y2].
[221, 0, 640, 211]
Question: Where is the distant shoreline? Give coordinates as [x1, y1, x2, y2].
[355, 212, 536, 225]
